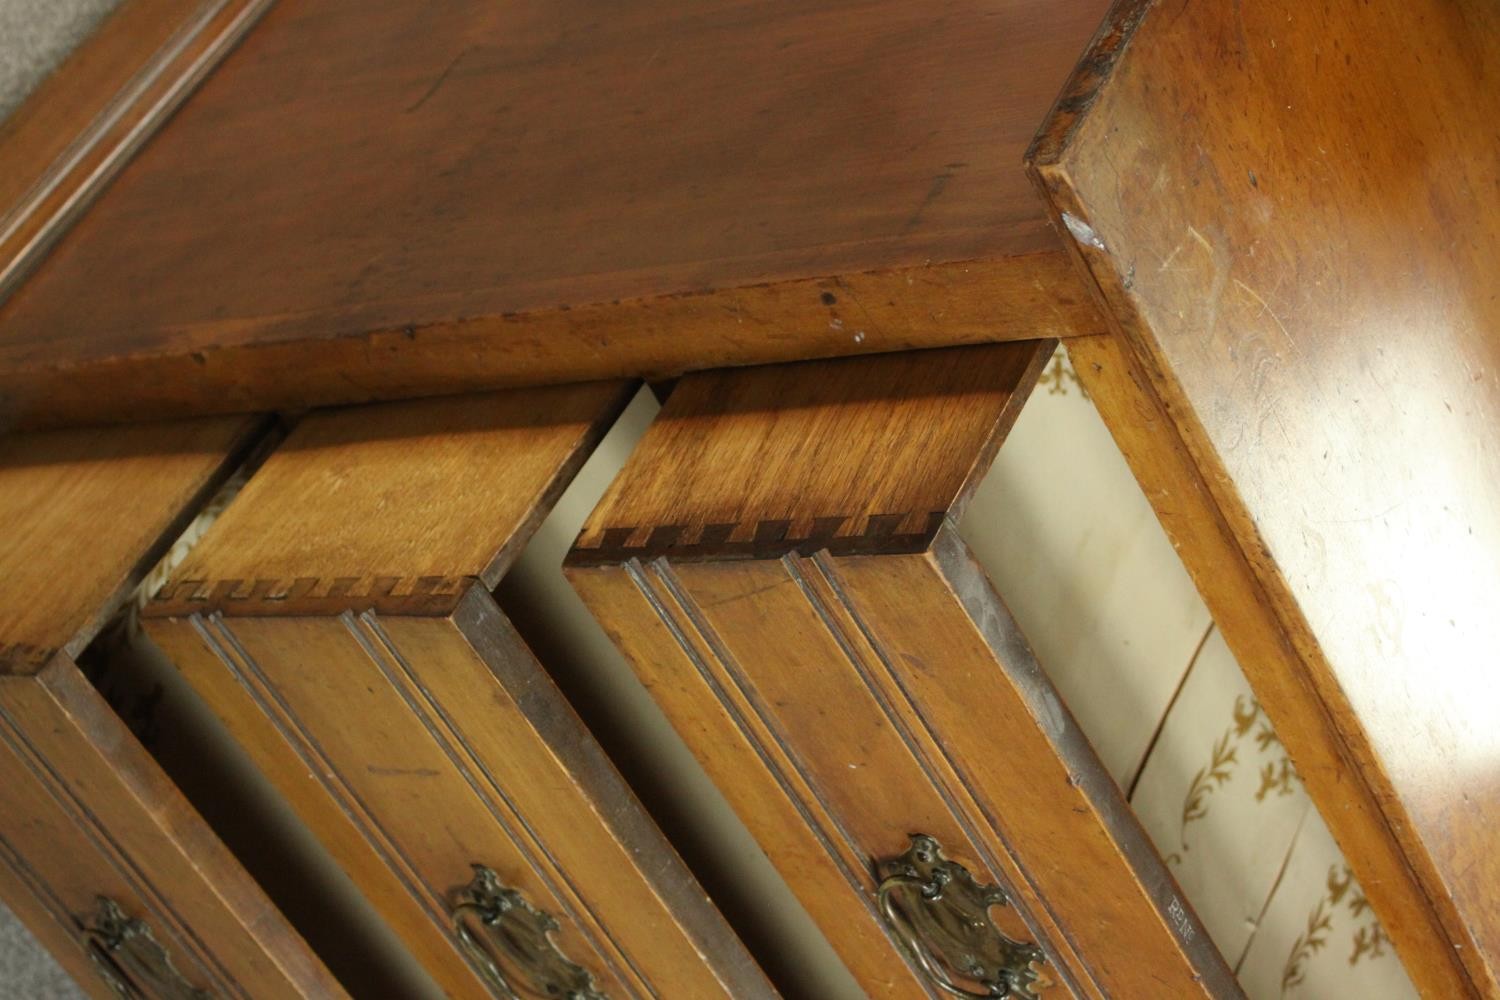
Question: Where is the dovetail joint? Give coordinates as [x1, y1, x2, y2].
[570, 512, 947, 565]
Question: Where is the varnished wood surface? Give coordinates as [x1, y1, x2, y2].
[0, 834, 117, 1000]
[155, 382, 632, 610]
[144, 387, 774, 999]
[573, 344, 1052, 562]
[0, 0, 1109, 427]
[1032, 1, 1500, 994]
[0, 417, 260, 668]
[0, 417, 342, 997]
[150, 592, 772, 999]
[0, 0, 274, 306]
[568, 348, 1238, 997]
[570, 563, 930, 999]
[0, 658, 348, 997]
[0, 0, 196, 214]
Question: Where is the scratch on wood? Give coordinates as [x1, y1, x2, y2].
[366, 764, 442, 778]
[1233, 278, 1299, 353]
[1063, 212, 1107, 251]
[407, 47, 473, 113]
[902, 172, 954, 234]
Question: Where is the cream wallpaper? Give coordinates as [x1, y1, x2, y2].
[963, 346, 1417, 998]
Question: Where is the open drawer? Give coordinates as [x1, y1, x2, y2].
[141, 385, 773, 999]
[566, 342, 1424, 998]
[565, 343, 1237, 998]
[0, 419, 344, 998]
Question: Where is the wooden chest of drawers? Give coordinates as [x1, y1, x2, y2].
[1, 0, 1494, 995]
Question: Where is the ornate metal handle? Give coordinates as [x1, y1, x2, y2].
[81, 897, 210, 999]
[450, 864, 608, 1000]
[876, 835, 1046, 999]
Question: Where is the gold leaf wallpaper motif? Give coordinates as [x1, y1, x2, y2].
[1169, 695, 1299, 863]
[1036, 352, 1088, 398]
[1350, 922, 1391, 967]
[1135, 638, 1413, 998]
[1236, 808, 1417, 999]
[1173, 726, 1238, 857]
[1279, 863, 1400, 995]
[1280, 896, 1333, 994]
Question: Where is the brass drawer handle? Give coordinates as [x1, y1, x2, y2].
[877, 835, 1045, 999]
[450, 864, 608, 1000]
[81, 897, 210, 999]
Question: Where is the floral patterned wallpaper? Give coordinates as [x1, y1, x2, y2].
[965, 346, 1417, 999]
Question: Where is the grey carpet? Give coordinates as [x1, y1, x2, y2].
[0, 904, 80, 999]
[0, 0, 123, 120]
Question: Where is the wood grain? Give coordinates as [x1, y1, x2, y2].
[0, 417, 342, 997]
[0, 0, 274, 307]
[0, 0, 1110, 427]
[1067, 332, 1473, 998]
[158, 383, 632, 611]
[0, 657, 347, 997]
[144, 388, 774, 999]
[574, 344, 1053, 562]
[0, 416, 261, 668]
[1031, 1, 1500, 994]
[0, 831, 118, 1000]
[567, 347, 1239, 997]
[568, 563, 922, 998]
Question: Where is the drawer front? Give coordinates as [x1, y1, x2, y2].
[567, 345, 1239, 998]
[0, 658, 344, 998]
[0, 420, 344, 999]
[143, 386, 772, 1000]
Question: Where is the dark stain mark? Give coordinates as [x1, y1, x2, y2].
[367, 764, 442, 778]
[902, 171, 955, 234]
[190, 351, 208, 366]
[407, 47, 474, 114]
[1248, 169, 1258, 188]
[699, 576, 793, 609]
[820, 291, 838, 306]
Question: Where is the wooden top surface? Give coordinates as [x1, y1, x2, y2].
[161, 382, 630, 612]
[1032, 0, 1500, 991]
[0, 0, 1108, 426]
[574, 342, 1050, 562]
[0, 417, 257, 666]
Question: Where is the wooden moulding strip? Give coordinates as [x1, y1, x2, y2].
[1025, 0, 1497, 991]
[0, 656, 347, 997]
[0, 0, 277, 310]
[1064, 331, 1480, 999]
[0, 252, 1102, 429]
